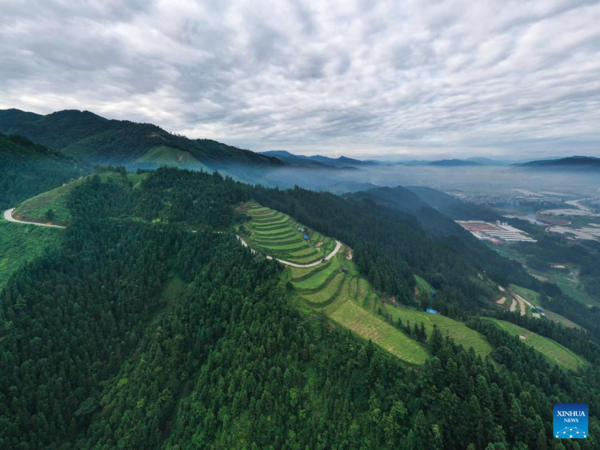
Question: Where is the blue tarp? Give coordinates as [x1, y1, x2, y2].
[429, 291, 436, 297]
[304, 235, 309, 240]
[426, 308, 437, 315]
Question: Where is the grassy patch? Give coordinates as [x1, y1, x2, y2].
[386, 306, 493, 358]
[483, 318, 586, 371]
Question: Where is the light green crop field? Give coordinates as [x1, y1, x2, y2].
[386, 306, 492, 358]
[0, 218, 62, 290]
[484, 318, 586, 371]
[14, 172, 147, 226]
[330, 301, 429, 365]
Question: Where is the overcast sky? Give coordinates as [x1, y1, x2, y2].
[1, 0, 599, 159]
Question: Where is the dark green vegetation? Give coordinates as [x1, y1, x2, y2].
[0, 218, 62, 290]
[0, 109, 283, 173]
[0, 132, 84, 210]
[2, 167, 600, 449]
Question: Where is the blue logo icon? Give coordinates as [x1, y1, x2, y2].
[554, 403, 588, 439]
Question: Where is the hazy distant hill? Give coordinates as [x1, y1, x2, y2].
[427, 159, 482, 167]
[259, 150, 339, 168]
[465, 157, 510, 166]
[261, 150, 375, 168]
[406, 186, 501, 222]
[0, 109, 284, 171]
[348, 186, 462, 235]
[517, 156, 600, 171]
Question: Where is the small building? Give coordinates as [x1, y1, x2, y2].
[426, 308, 437, 315]
[534, 306, 544, 313]
[298, 227, 305, 233]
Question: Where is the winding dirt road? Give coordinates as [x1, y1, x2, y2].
[237, 235, 343, 268]
[3, 208, 66, 229]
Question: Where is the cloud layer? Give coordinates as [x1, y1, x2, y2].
[1, 0, 599, 158]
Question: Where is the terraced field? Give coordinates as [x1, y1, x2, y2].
[385, 305, 493, 358]
[239, 203, 335, 265]
[483, 318, 586, 372]
[238, 202, 429, 365]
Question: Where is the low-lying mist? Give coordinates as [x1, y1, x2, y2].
[255, 165, 600, 197]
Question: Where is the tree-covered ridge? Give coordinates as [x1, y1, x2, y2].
[0, 109, 284, 170]
[0, 132, 85, 210]
[0, 218, 62, 290]
[2, 167, 600, 449]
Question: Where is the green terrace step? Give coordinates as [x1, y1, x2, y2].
[294, 261, 341, 293]
[259, 241, 308, 252]
[301, 272, 346, 307]
[253, 236, 304, 246]
[289, 247, 320, 258]
[291, 259, 332, 282]
[251, 220, 291, 231]
[250, 212, 282, 223]
[348, 277, 359, 300]
[251, 216, 290, 227]
[252, 227, 297, 237]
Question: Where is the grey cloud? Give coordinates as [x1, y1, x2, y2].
[0, 0, 599, 158]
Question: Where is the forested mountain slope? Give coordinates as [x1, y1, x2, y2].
[0, 132, 85, 210]
[0, 109, 284, 171]
[2, 167, 600, 449]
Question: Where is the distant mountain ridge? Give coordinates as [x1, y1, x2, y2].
[0, 108, 284, 172]
[517, 156, 600, 171]
[260, 150, 376, 168]
[426, 159, 482, 167]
